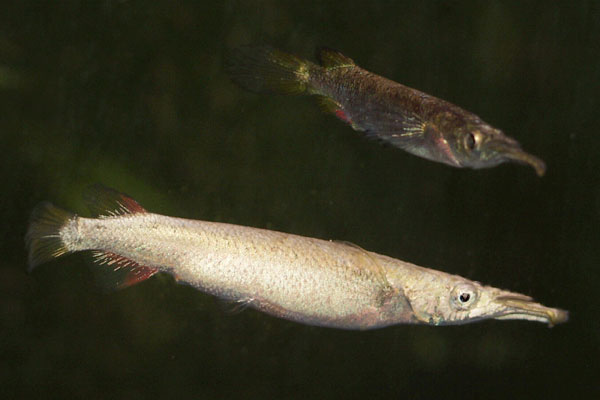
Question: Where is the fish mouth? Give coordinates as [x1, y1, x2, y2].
[490, 142, 547, 176]
[493, 294, 569, 327]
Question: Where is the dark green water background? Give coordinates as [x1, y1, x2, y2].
[2, 1, 598, 399]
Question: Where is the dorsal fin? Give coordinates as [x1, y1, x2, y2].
[317, 47, 355, 69]
[83, 184, 146, 217]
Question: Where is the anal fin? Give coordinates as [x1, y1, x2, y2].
[92, 251, 159, 290]
[315, 95, 354, 125]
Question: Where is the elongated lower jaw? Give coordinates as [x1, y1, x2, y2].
[494, 295, 569, 327]
[494, 144, 547, 176]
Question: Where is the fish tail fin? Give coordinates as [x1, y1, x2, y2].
[26, 185, 159, 291]
[226, 46, 314, 95]
[26, 202, 76, 272]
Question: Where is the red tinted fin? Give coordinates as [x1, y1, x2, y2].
[335, 109, 352, 124]
[315, 95, 353, 124]
[92, 251, 158, 290]
[83, 184, 146, 217]
[120, 266, 159, 288]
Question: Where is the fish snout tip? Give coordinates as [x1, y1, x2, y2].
[489, 140, 546, 176]
[547, 308, 569, 327]
[532, 157, 546, 177]
[507, 149, 546, 177]
[494, 294, 568, 327]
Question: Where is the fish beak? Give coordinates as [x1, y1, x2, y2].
[491, 142, 547, 176]
[493, 293, 569, 327]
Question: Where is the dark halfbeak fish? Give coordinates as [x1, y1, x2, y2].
[226, 46, 546, 176]
[26, 185, 567, 329]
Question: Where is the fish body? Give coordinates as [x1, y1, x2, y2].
[26, 185, 567, 329]
[227, 46, 546, 176]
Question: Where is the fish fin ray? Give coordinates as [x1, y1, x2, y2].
[91, 250, 159, 291]
[314, 95, 355, 125]
[333, 240, 393, 297]
[317, 47, 355, 69]
[26, 202, 76, 272]
[315, 95, 341, 114]
[354, 108, 427, 148]
[226, 46, 312, 95]
[83, 184, 146, 217]
[226, 297, 255, 314]
[315, 95, 352, 124]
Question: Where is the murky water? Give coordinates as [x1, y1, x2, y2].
[2, 2, 598, 399]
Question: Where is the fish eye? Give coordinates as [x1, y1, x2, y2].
[465, 133, 476, 150]
[451, 283, 479, 310]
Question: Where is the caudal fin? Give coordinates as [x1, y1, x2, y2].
[26, 202, 76, 272]
[26, 185, 159, 290]
[225, 46, 312, 95]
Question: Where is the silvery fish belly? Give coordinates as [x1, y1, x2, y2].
[26, 185, 567, 329]
[227, 46, 546, 176]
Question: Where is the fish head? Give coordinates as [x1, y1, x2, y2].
[444, 115, 546, 176]
[405, 274, 568, 327]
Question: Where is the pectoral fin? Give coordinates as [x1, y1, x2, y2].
[334, 240, 394, 301]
